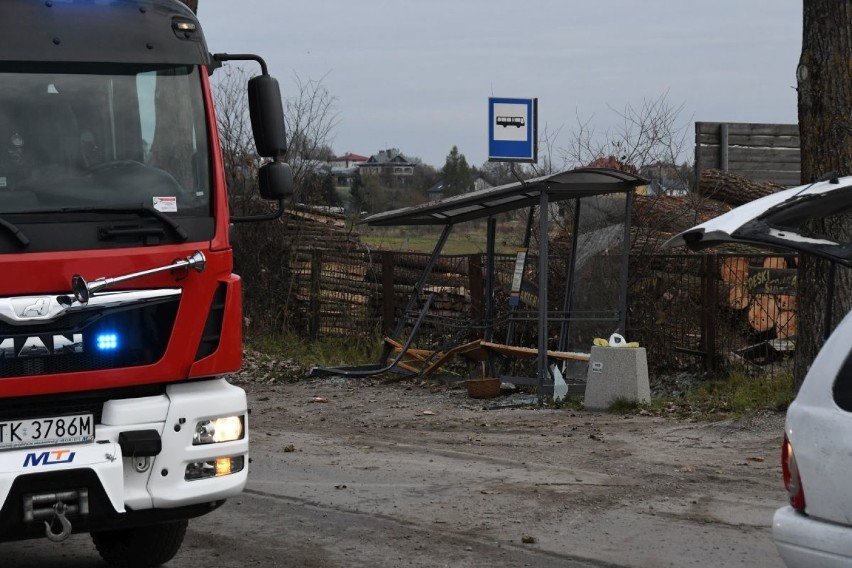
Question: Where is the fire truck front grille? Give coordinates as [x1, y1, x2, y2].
[0, 297, 179, 378]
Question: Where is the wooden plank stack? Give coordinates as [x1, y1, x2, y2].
[625, 168, 799, 363]
[719, 255, 797, 338]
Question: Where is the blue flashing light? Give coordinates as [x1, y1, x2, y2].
[96, 333, 119, 351]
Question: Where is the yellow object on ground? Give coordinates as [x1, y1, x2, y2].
[592, 337, 641, 348]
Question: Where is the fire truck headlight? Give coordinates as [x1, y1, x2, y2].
[193, 415, 245, 445]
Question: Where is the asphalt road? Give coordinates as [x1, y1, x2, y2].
[0, 490, 613, 568]
[0, 380, 786, 567]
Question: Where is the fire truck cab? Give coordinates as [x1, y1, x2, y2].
[0, 1, 289, 566]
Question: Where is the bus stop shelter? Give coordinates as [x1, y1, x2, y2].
[312, 167, 648, 396]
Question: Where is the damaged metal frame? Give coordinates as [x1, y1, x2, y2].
[312, 168, 648, 395]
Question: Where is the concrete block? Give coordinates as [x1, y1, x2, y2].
[584, 346, 650, 411]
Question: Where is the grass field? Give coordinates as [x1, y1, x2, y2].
[358, 223, 526, 255]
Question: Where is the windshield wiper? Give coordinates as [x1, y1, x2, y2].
[0, 216, 30, 248]
[59, 203, 188, 242]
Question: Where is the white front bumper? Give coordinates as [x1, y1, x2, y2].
[774, 506, 852, 568]
[0, 378, 248, 516]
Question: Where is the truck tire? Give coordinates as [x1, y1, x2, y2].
[91, 520, 188, 568]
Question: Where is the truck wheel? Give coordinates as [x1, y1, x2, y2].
[91, 520, 188, 568]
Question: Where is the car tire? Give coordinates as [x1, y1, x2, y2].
[91, 520, 188, 568]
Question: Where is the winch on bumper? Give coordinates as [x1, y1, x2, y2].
[0, 378, 248, 542]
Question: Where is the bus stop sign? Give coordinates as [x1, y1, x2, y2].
[488, 97, 537, 163]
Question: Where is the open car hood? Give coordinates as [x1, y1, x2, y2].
[665, 175, 852, 266]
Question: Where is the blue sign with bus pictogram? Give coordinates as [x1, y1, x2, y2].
[488, 97, 537, 162]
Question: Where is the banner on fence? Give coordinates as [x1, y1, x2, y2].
[509, 251, 527, 307]
[748, 266, 797, 295]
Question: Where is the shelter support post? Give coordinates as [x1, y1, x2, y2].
[484, 217, 497, 342]
[388, 224, 452, 338]
[309, 294, 436, 378]
[558, 198, 582, 352]
[537, 191, 549, 398]
[381, 224, 453, 363]
[618, 190, 634, 334]
[485, 217, 497, 376]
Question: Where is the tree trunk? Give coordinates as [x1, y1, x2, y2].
[179, 0, 198, 13]
[794, 0, 852, 388]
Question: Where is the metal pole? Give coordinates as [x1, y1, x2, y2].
[558, 198, 582, 352]
[537, 191, 549, 398]
[484, 217, 497, 377]
[384, 224, 453, 360]
[484, 217, 497, 343]
[617, 190, 634, 334]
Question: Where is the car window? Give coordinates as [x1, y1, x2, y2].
[833, 350, 852, 411]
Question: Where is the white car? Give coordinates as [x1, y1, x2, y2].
[667, 174, 852, 567]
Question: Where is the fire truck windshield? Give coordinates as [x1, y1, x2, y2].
[0, 63, 210, 216]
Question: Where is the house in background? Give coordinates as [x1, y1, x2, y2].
[330, 152, 369, 169]
[645, 179, 689, 197]
[329, 152, 368, 187]
[358, 149, 414, 186]
[638, 162, 690, 196]
[473, 176, 493, 192]
[426, 180, 447, 202]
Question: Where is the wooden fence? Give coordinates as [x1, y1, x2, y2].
[289, 249, 797, 378]
[629, 252, 796, 376]
[695, 122, 800, 187]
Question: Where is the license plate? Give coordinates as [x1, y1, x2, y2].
[0, 414, 94, 451]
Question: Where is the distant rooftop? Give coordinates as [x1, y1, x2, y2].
[364, 149, 412, 165]
[334, 152, 369, 162]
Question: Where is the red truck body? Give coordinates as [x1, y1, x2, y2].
[0, 1, 289, 564]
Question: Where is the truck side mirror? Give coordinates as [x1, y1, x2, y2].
[248, 74, 286, 158]
[212, 54, 293, 223]
[258, 161, 293, 200]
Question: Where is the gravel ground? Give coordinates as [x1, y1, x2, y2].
[219, 352, 789, 567]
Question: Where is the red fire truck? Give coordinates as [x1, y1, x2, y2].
[0, 1, 291, 565]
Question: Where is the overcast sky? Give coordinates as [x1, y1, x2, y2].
[199, 1, 802, 169]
